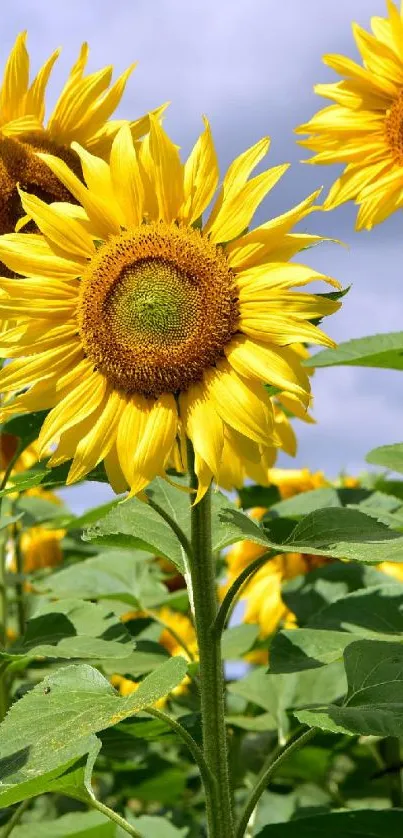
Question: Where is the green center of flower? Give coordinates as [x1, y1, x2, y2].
[79, 222, 239, 398]
[107, 260, 199, 346]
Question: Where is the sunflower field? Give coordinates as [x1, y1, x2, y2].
[0, 2, 402, 836]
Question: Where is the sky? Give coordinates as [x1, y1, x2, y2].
[3, 0, 403, 512]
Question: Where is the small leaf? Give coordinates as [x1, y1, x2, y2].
[2, 411, 49, 448]
[367, 443, 403, 475]
[3, 599, 134, 663]
[129, 816, 188, 838]
[307, 331, 403, 370]
[270, 627, 402, 673]
[296, 640, 403, 737]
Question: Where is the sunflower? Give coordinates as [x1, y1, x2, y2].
[296, 0, 403, 229]
[0, 32, 163, 243]
[0, 119, 340, 501]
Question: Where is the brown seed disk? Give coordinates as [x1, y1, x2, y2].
[385, 91, 403, 165]
[79, 222, 239, 398]
[0, 132, 81, 276]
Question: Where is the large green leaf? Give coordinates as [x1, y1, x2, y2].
[366, 443, 403, 475]
[296, 639, 403, 737]
[0, 658, 187, 808]
[270, 627, 402, 673]
[1, 411, 48, 448]
[307, 331, 403, 370]
[219, 506, 403, 563]
[2, 599, 134, 663]
[255, 809, 403, 836]
[0, 460, 109, 497]
[39, 550, 167, 608]
[307, 583, 403, 632]
[12, 811, 114, 837]
[83, 497, 187, 573]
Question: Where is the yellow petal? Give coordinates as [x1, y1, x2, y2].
[207, 164, 289, 244]
[48, 63, 113, 143]
[0, 341, 82, 393]
[110, 124, 144, 226]
[180, 381, 224, 476]
[146, 115, 184, 222]
[226, 191, 321, 270]
[239, 313, 336, 348]
[181, 117, 219, 224]
[206, 137, 270, 232]
[70, 64, 136, 147]
[0, 32, 29, 123]
[204, 361, 274, 446]
[37, 153, 120, 239]
[104, 444, 128, 494]
[70, 142, 124, 225]
[117, 393, 178, 497]
[0, 232, 83, 279]
[273, 407, 297, 457]
[225, 336, 311, 403]
[25, 48, 60, 123]
[67, 388, 126, 484]
[37, 368, 106, 454]
[18, 189, 95, 259]
[192, 453, 213, 504]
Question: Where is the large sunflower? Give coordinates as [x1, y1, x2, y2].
[0, 119, 340, 501]
[296, 0, 403, 229]
[0, 32, 162, 240]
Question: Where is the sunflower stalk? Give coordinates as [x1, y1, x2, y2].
[187, 441, 234, 838]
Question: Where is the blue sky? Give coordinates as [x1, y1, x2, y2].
[4, 0, 403, 511]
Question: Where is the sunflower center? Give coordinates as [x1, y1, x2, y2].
[79, 222, 239, 397]
[385, 92, 403, 164]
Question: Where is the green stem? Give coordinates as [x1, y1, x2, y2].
[235, 727, 317, 838]
[89, 797, 143, 837]
[187, 441, 234, 838]
[379, 737, 403, 808]
[213, 551, 272, 637]
[147, 496, 193, 561]
[1, 799, 30, 837]
[13, 529, 25, 637]
[145, 706, 214, 793]
[0, 442, 24, 720]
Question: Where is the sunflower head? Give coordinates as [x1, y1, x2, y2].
[0, 32, 164, 252]
[296, 0, 403, 229]
[0, 117, 340, 502]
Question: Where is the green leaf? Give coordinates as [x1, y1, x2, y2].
[12, 812, 114, 838]
[366, 443, 403, 475]
[269, 488, 342, 517]
[83, 497, 187, 574]
[228, 663, 345, 742]
[282, 562, 400, 627]
[237, 484, 280, 510]
[225, 713, 277, 731]
[296, 640, 403, 737]
[255, 809, 403, 837]
[2, 599, 134, 662]
[0, 658, 187, 808]
[270, 627, 402, 673]
[220, 506, 403, 563]
[307, 583, 403, 633]
[100, 643, 170, 677]
[307, 331, 403, 370]
[1, 411, 48, 447]
[15, 495, 67, 527]
[0, 461, 109, 496]
[12, 811, 114, 838]
[0, 736, 100, 809]
[221, 624, 259, 659]
[130, 815, 187, 837]
[38, 550, 167, 608]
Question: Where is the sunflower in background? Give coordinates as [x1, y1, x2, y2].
[296, 0, 403, 229]
[0, 31, 163, 252]
[0, 120, 340, 501]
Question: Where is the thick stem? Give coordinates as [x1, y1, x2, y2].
[235, 727, 317, 838]
[187, 442, 234, 838]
